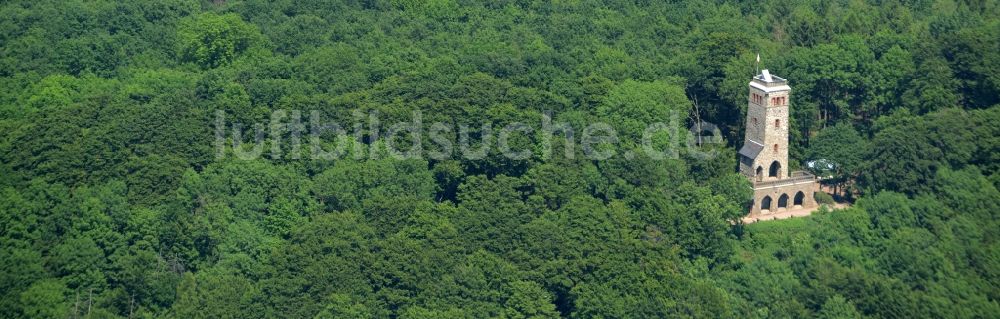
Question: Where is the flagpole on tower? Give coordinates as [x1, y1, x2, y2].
[756, 53, 760, 75]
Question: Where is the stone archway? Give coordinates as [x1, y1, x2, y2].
[794, 191, 805, 207]
[761, 196, 772, 212]
[778, 194, 789, 209]
[769, 161, 781, 177]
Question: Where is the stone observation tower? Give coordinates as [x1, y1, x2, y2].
[738, 70, 818, 216]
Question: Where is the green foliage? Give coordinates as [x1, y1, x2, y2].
[860, 107, 997, 195]
[172, 270, 262, 319]
[817, 295, 862, 319]
[810, 123, 867, 197]
[724, 174, 1000, 318]
[176, 13, 263, 68]
[1, 1, 998, 318]
[597, 79, 690, 143]
[261, 212, 377, 318]
[902, 58, 959, 114]
[19, 279, 70, 319]
[809, 123, 866, 175]
[815, 191, 835, 205]
[313, 158, 436, 234]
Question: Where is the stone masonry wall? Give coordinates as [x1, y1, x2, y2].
[749, 176, 817, 216]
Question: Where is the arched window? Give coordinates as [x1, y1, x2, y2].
[773, 144, 779, 152]
[761, 196, 772, 211]
[752, 118, 757, 126]
[775, 119, 780, 128]
[756, 166, 763, 182]
[794, 191, 805, 206]
[769, 161, 781, 177]
[778, 194, 789, 208]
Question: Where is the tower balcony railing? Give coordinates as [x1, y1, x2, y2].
[752, 75, 787, 86]
[754, 170, 815, 188]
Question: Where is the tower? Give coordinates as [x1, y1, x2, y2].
[739, 69, 790, 182]
[737, 69, 818, 218]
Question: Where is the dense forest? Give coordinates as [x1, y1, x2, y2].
[1, 0, 999, 318]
